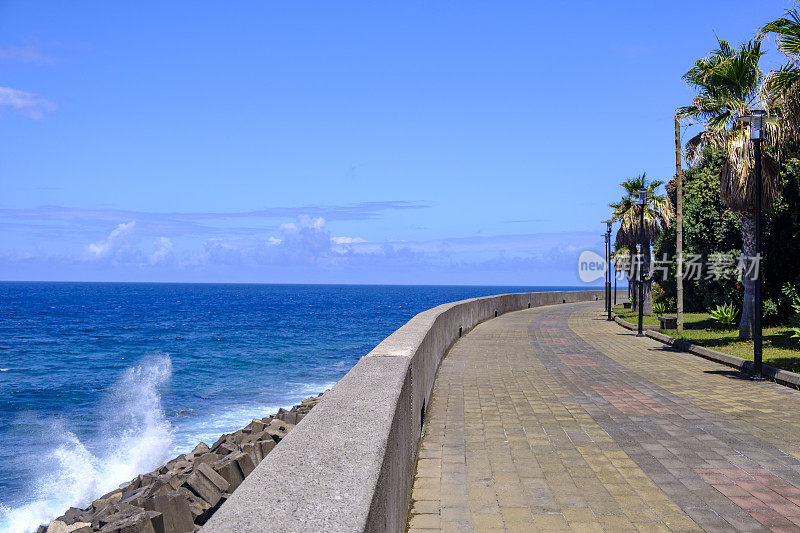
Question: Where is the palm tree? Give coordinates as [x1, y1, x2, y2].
[611, 244, 632, 307]
[762, 9, 800, 140]
[678, 37, 781, 339]
[610, 174, 673, 315]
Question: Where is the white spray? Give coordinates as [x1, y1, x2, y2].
[0, 353, 174, 533]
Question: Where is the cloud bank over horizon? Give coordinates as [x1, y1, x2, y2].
[0, 204, 603, 286]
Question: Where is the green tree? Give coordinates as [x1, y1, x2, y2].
[656, 148, 741, 312]
[610, 173, 673, 315]
[678, 37, 782, 339]
[762, 9, 800, 140]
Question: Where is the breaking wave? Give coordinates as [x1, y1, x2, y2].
[0, 353, 174, 533]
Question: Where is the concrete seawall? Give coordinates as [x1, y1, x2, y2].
[203, 289, 614, 533]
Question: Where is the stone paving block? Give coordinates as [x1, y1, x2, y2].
[407, 302, 800, 531]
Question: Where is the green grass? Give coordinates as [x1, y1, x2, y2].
[612, 305, 660, 326]
[612, 305, 800, 374]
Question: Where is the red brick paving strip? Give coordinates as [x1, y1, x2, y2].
[408, 302, 800, 531]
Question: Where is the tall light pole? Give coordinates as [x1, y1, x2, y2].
[737, 109, 776, 380]
[637, 188, 647, 337]
[675, 115, 684, 333]
[605, 219, 613, 320]
[613, 251, 617, 306]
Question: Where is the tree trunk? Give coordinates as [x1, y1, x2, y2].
[739, 214, 756, 339]
[642, 242, 653, 315]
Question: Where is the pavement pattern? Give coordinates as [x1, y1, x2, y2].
[407, 302, 800, 532]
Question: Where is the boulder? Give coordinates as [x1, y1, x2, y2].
[276, 408, 298, 425]
[234, 451, 255, 477]
[56, 507, 91, 526]
[182, 463, 230, 507]
[190, 442, 209, 456]
[120, 485, 150, 507]
[244, 419, 266, 434]
[239, 441, 256, 460]
[165, 454, 187, 470]
[267, 418, 294, 433]
[174, 488, 210, 524]
[92, 489, 123, 510]
[209, 434, 229, 452]
[193, 452, 222, 468]
[46, 521, 91, 533]
[168, 459, 193, 474]
[144, 492, 195, 533]
[92, 502, 140, 529]
[258, 439, 276, 459]
[97, 510, 164, 533]
[213, 441, 237, 456]
[226, 431, 247, 446]
[211, 454, 244, 492]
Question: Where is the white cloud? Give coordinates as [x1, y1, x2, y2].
[148, 237, 174, 265]
[86, 221, 137, 261]
[0, 45, 54, 64]
[331, 236, 366, 245]
[0, 86, 56, 118]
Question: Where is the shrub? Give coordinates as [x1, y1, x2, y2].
[652, 302, 666, 316]
[710, 303, 739, 327]
[764, 298, 780, 325]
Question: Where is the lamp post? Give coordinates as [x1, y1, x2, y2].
[637, 188, 647, 337]
[613, 255, 617, 306]
[604, 219, 613, 320]
[736, 109, 776, 380]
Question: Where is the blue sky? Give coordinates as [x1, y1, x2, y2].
[0, 1, 791, 284]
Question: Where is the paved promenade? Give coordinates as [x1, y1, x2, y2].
[408, 302, 800, 532]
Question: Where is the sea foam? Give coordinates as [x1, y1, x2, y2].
[0, 353, 174, 533]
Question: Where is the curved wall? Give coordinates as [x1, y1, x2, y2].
[203, 289, 607, 533]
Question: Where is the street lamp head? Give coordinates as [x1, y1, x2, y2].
[638, 188, 647, 204]
[736, 108, 777, 140]
[751, 109, 766, 140]
[603, 219, 612, 232]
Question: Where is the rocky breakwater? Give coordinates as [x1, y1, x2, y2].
[38, 393, 325, 533]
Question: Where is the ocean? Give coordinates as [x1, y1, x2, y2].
[0, 282, 586, 532]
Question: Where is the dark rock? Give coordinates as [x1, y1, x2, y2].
[239, 442, 259, 464]
[144, 492, 195, 533]
[211, 454, 245, 492]
[235, 451, 255, 477]
[97, 510, 164, 533]
[168, 459, 193, 474]
[165, 454, 186, 470]
[56, 507, 91, 525]
[226, 431, 247, 446]
[244, 419, 266, 434]
[182, 463, 229, 507]
[209, 434, 229, 452]
[189, 442, 209, 458]
[93, 488, 123, 509]
[276, 408, 298, 425]
[258, 439, 276, 460]
[193, 452, 221, 469]
[121, 486, 150, 507]
[267, 418, 294, 433]
[174, 488, 210, 524]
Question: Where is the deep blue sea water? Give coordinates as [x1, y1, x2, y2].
[0, 282, 586, 532]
